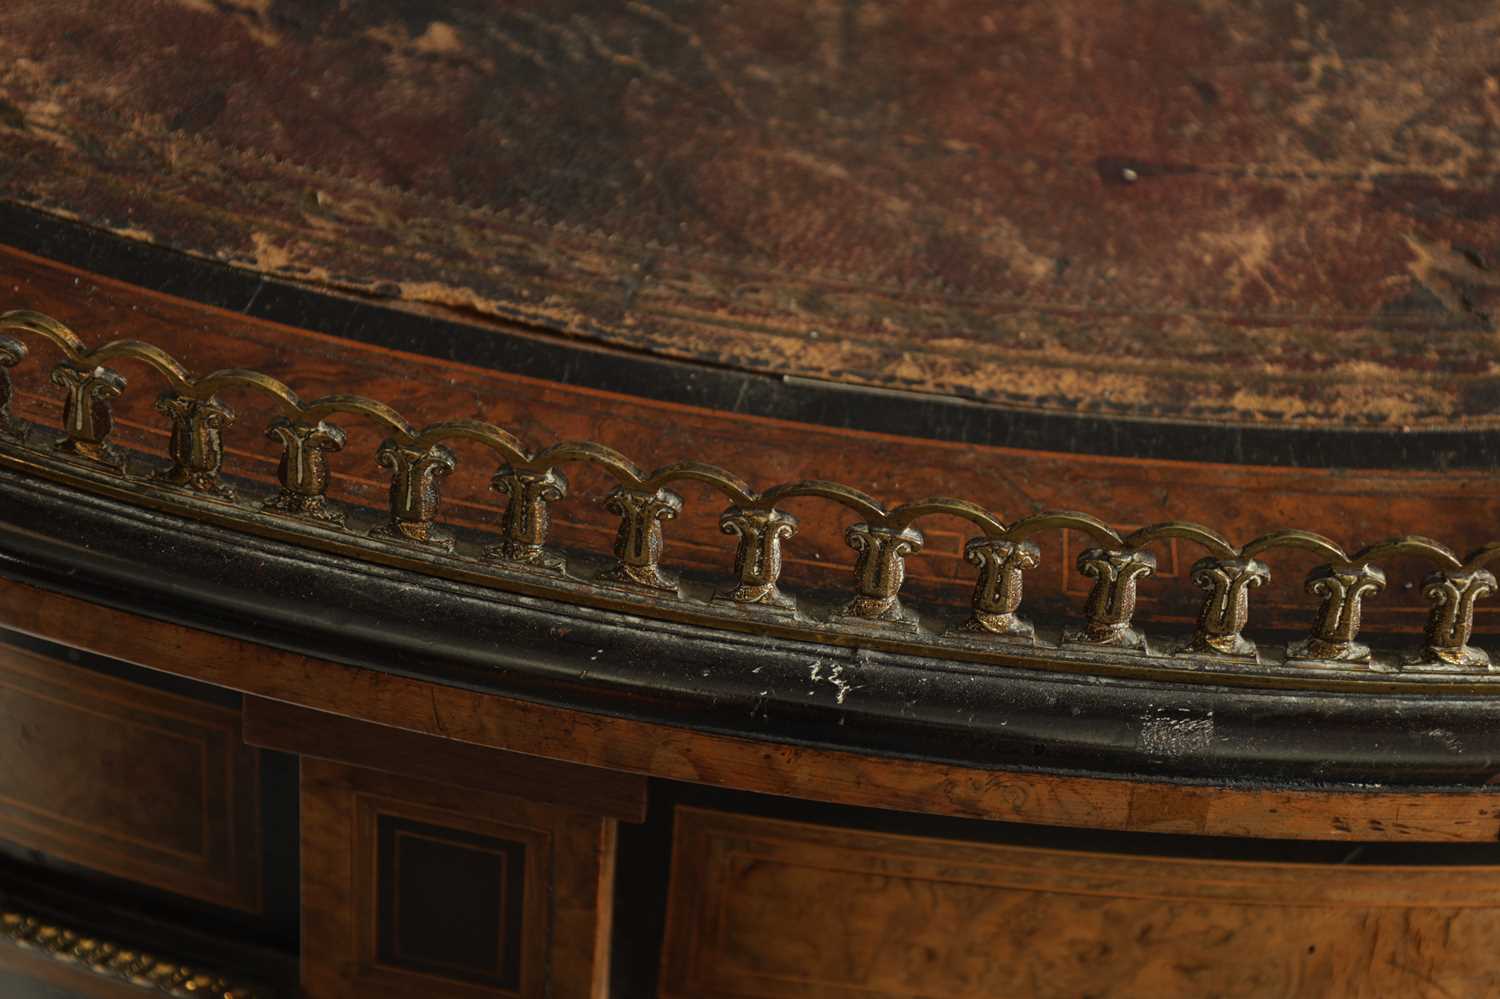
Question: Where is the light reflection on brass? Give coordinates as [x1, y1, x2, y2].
[264, 417, 347, 524]
[717, 506, 798, 610]
[1180, 557, 1270, 660]
[155, 393, 236, 498]
[1064, 548, 1156, 652]
[597, 485, 683, 593]
[960, 538, 1039, 641]
[371, 438, 457, 550]
[6, 307, 1500, 691]
[487, 465, 568, 571]
[0, 908, 265, 998]
[1413, 568, 1496, 671]
[836, 523, 924, 629]
[1288, 563, 1386, 665]
[51, 362, 126, 469]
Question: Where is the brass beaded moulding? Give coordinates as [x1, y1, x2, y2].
[2, 308, 1497, 693]
[0, 907, 265, 998]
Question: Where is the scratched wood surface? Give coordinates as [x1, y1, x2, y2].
[7, 579, 1500, 842]
[662, 807, 1500, 999]
[6, 245, 1500, 632]
[2, 2, 1500, 429]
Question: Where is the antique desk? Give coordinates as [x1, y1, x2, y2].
[2, 3, 1500, 997]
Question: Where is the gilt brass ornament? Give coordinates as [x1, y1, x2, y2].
[836, 523, 925, 630]
[372, 439, 458, 550]
[1288, 562, 1386, 665]
[1414, 568, 1496, 671]
[598, 486, 683, 593]
[51, 362, 126, 468]
[960, 537, 1039, 640]
[717, 506, 798, 611]
[1, 908, 264, 998]
[0, 333, 25, 439]
[155, 393, 236, 498]
[1065, 548, 1156, 652]
[264, 417, 347, 524]
[6, 307, 1500, 692]
[1181, 557, 1270, 660]
[487, 465, 568, 571]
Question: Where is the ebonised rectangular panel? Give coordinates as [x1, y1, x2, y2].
[301, 760, 614, 999]
[376, 815, 526, 990]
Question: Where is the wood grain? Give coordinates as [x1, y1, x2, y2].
[662, 807, 1500, 999]
[0, 641, 260, 911]
[6, 578, 1500, 842]
[243, 697, 647, 822]
[4, 244, 1499, 632]
[301, 759, 612, 999]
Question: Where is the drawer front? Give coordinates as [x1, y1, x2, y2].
[662, 807, 1500, 998]
[0, 641, 260, 911]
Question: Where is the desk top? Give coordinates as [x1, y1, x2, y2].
[3, 0, 1499, 431]
[4, 4, 1500, 833]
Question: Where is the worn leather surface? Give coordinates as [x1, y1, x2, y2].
[2, 1, 1499, 429]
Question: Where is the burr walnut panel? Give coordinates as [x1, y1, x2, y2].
[0, 642, 260, 911]
[662, 808, 1500, 999]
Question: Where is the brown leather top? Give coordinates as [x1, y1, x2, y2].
[2, 1, 1498, 429]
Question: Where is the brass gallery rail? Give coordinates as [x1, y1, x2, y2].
[1, 308, 1496, 692]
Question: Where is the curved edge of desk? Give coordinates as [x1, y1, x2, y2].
[1, 469, 1499, 841]
[4, 577, 1498, 842]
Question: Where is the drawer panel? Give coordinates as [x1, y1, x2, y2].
[662, 807, 1500, 998]
[0, 642, 259, 911]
